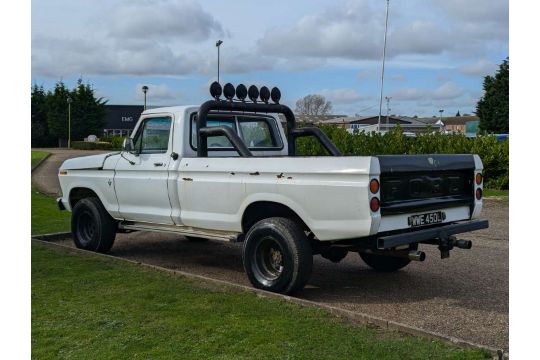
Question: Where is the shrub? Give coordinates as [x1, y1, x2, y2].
[71, 141, 113, 150]
[296, 125, 509, 190]
[100, 135, 124, 150]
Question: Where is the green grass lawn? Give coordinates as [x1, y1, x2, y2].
[484, 189, 509, 197]
[31, 188, 71, 235]
[31, 151, 50, 170]
[32, 242, 489, 360]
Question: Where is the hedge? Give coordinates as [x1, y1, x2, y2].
[296, 125, 509, 190]
[71, 141, 113, 150]
[100, 135, 124, 150]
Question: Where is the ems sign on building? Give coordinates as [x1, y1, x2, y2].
[103, 105, 144, 137]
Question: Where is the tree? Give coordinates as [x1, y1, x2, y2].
[31, 85, 55, 147]
[476, 58, 509, 133]
[295, 94, 333, 115]
[47, 79, 107, 144]
[70, 79, 107, 140]
[455, 110, 461, 117]
[46, 81, 71, 146]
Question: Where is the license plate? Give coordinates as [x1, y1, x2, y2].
[408, 211, 446, 227]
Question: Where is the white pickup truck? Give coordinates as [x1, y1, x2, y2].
[58, 82, 488, 294]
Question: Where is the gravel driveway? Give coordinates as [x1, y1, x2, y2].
[33, 150, 508, 351]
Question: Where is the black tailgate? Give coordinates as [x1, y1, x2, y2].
[377, 154, 475, 215]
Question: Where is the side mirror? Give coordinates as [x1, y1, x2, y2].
[122, 137, 135, 154]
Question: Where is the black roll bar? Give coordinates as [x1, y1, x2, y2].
[196, 99, 342, 157]
[290, 127, 341, 157]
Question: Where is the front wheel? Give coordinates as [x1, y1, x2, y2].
[242, 217, 312, 294]
[71, 198, 117, 253]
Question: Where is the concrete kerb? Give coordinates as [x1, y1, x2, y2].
[31, 152, 51, 173]
[32, 233, 506, 360]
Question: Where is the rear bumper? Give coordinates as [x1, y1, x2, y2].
[377, 219, 489, 249]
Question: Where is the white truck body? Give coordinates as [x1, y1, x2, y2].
[58, 106, 483, 241]
[57, 97, 488, 294]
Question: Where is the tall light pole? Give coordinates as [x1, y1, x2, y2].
[216, 40, 223, 83]
[439, 109, 444, 122]
[377, 0, 390, 132]
[142, 85, 148, 110]
[67, 96, 72, 149]
[385, 96, 391, 131]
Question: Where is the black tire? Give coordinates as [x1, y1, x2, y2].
[242, 217, 312, 294]
[71, 197, 117, 253]
[185, 236, 209, 242]
[359, 244, 417, 272]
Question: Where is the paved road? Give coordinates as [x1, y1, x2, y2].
[32, 148, 108, 195]
[32, 150, 508, 350]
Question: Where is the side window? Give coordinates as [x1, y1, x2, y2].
[191, 116, 235, 148]
[237, 117, 279, 148]
[133, 117, 172, 154]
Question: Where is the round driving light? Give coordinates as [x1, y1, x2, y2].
[209, 81, 222, 99]
[476, 188, 482, 200]
[370, 197, 380, 212]
[475, 173, 483, 185]
[369, 179, 380, 194]
[248, 85, 259, 102]
[223, 83, 235, 100]
[259, 86, 270, 103]
[235, 84, 247, 101]
[270, 87, 281, 104]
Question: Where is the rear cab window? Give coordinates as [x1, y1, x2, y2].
[190, 114, 282, 151]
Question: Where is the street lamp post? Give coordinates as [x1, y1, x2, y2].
[216, 40, 223, 83]
[67, 96, 72, 149]
[377, 0, 390, 132]
[439, 109, 444, 122]
[385, 96, 391, 132]
[142, 85, 149, 110]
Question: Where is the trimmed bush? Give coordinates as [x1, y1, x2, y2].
[100, 135, 124, 150]
[71, 141, 113, 150]
[296, 125, 509, 190]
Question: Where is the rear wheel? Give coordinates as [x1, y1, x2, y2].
[359, 244, 418, 272]
[242, 217, 312, 294]
[71, 198, 117, 253]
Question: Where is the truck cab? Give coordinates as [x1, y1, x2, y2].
[58, 82, 488, 294]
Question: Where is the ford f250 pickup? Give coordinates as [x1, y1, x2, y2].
[57, 82, 489, 294]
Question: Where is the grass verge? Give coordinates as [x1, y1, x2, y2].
[484, 189, 509, 197]
[31, 188, 70, 235]
[32, 242, 489, 360]
[31, 150, 50, 170]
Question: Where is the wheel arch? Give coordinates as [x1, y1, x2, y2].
[241, 201, 311, 234]
[69, 187, 103, 209]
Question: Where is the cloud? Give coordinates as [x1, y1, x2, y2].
[390, 81, 464, 101]
[459, 59, 498, 77]
[133, 83, 180, 102]
[257, 1, 384, 60]
[109, 0, 223, 42]
[319, 88, 371, 104]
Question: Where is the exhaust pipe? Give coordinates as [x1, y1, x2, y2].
[454, 239, 472, 249]
[408, 250, 426, 262]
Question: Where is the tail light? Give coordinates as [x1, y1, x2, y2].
[475, 173, 483, 185]
[369, 179, 380, 193]
[370, 197, 380, 212]
[476, 188, 482, 200]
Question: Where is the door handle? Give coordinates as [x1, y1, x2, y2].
[154, 162, 164, 167]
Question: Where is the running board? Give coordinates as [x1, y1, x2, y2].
[118, 221, 242, 242]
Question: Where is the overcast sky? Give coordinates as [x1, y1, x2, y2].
[31, 0, 508, 117]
